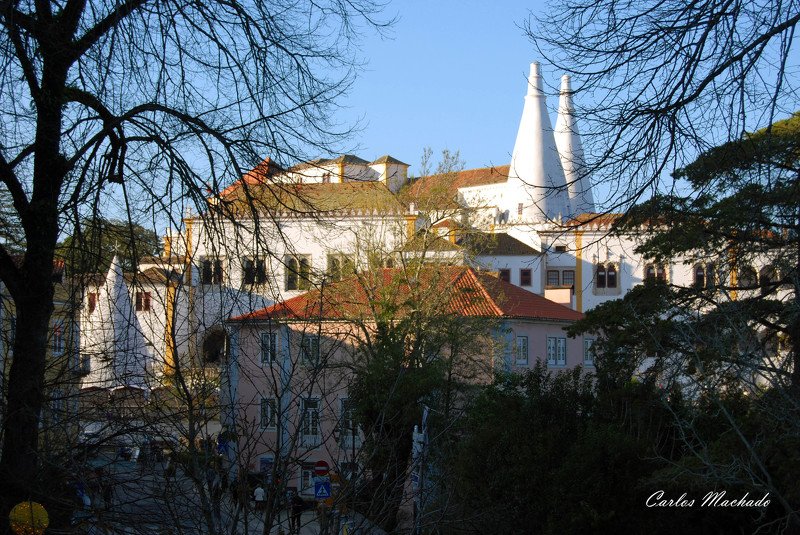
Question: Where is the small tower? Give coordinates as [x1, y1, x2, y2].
[555, 75, 595, 214]
[505, 62, 571, 223]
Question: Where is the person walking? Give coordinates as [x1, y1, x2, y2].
[290, 492, 305, 533]
[254, 484, 266, 511]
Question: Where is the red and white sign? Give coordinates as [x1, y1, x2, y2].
[314, 460, 330, 477]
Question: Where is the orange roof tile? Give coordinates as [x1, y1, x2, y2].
[565, 213, 624, 229]
[403, 165, 510, 208]
[230, 267, 581, 323]
[220, 158, 284, 197]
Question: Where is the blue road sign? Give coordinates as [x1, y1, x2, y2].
[315, 480, 331, 499]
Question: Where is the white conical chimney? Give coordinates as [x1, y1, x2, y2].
[85, 256, 150, 389]
[555, 74, 595, 214]
[505, 62, 571, 222]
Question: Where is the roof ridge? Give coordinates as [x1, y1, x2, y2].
[461, 268, 505, 317]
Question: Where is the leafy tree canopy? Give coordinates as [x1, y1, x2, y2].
[57, 218, 161, 274]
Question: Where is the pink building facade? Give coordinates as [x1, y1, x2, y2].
[222, 268, 592, 497]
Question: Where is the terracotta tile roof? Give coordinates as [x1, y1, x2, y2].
[220, 158, 284, 197]
[219, 180, 406, 216]
[472, 271, 583, 321]
[230, 267, 581, 323]
[565, 213, 623, 229]
[402, 165, 510, 208]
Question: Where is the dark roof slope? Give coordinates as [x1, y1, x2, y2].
[370, 155, 410, 166]
[324, 154, 369, 165]
[462, 233, 539, 256]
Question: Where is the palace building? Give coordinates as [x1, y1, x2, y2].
[74, 61, 779, 489]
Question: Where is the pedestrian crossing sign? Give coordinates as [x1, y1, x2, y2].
[315, 480, 331, 499]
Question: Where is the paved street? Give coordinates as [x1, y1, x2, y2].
[75, 460, 385, 535]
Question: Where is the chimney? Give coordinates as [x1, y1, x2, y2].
[505, 63, 571, 222]
[555, 75, 595, 215]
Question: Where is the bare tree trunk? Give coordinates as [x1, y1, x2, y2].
[0, 50, 67, 525]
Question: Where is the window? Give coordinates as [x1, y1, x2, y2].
[260, 398, 277, 429]
[327, 255, 355, 282]
[261, 332, 277, 364]
[322, 173, 331, 184]
[595, 264, 606, 288]
[87, 292, 98, 314]
[547, 336, 567, 366]
[515, 335, 529, 365]
[52, 321, 64, 356]
[694, 264, 706, 288]
[584, 338, 595, 366]
[135, 291, 151, 312]
[520, 269, 532, 287]
[285, 255, 311, 291]
[562, 270, 575, 287]
[554, 245, 567, 253]
[596, 263, 618, 289]
[547, 270, 560, 286]
[243, 258, 267, 285]
[694, 263, 716, 289]
[499, 269, 511, 283]
[517, 203, 524, 216]
[340, 398, 360, 447]
[607, 264, 618, 288]
[201, 259, 224, 285]
[301, 398, 320, 447]
[300, 335, 321, 366]
[738, 265, 758, 288]
[645, 263, 667, 282]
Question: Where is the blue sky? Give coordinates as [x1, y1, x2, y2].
[338, 0, 552, 175]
